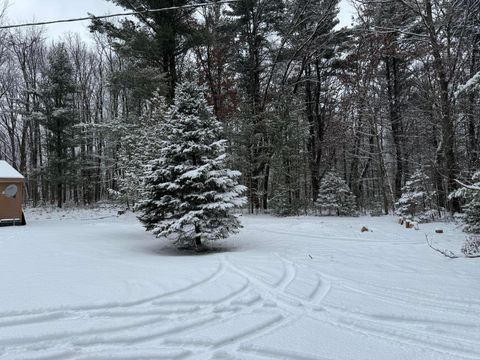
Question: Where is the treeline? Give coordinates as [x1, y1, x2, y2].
[0, 0, 479, 216]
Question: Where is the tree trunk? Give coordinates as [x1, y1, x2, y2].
[424, 0, 459, 212]
[385, 56, 403, 199]
[468, 33, 479, 171]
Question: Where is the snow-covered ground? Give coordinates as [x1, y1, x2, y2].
[1, 209, 479, 360]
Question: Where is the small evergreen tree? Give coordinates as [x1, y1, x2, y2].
[137, 81, 247, 249]
[395, 169, 435, 221]
[451, 171, 480, 233]
[464, 193, 480, 234]
[315, 172, 357, 216]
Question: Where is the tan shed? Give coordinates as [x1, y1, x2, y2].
[0, 160, 26, 226]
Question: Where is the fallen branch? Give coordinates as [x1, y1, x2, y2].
[425, 234, 480, 259]
[425, 234, 459, 259]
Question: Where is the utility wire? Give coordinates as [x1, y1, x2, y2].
[0, 0, 238, 30]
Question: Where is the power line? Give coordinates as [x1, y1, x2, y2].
[0, 0, 238, 30]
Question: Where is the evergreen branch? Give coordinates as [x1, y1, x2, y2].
[0, 1, 240, 30]
[455, 179, 480, 191]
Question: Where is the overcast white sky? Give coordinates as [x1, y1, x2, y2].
[4, 0, 355, 42]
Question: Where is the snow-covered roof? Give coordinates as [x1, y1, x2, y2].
[0, 160, 24, 179]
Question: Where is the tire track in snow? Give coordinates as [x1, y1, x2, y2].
[222, 254, 328, 310]
[277, 254, 331, 304]
[76, 348, 191, 360]
[164, 314, 284, 348]
[0, 261, 229, 359]
[325, 314, 480, 360]
[0, 315, 167, 347]
[97, 255, 290, 359]
[350, 280, 480, 309]
[0, 260, 224, 324]
[72, 266, 273, 358]
[0, 257, 264, 360]
[0, 312, 72, 328]
[159, 307, 290, 359]
[223, 254, 480, 360]
[274, 253, 297, 291]
[335, 281, 480, 318]
[71, 315, 220, 347]
[240, 343, 336, 360]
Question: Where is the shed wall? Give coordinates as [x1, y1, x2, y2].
[0, 179, 24, 220]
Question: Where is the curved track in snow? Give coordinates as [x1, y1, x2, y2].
[0, 211, 479, 359]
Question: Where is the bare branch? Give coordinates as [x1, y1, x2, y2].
[455, 179, 480, 191]
[425, 234, 459, 258]
[426, 234, 480, 259]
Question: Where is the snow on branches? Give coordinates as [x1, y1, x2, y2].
[455, 71, 480, 97]
[462, 235, 480, 257]
[426, 234, 480, 259]
[395, 169, 437, 222]
[450, 171, 480, 234]
[315, 171, 357, 216]
[136, 81, 247, 249]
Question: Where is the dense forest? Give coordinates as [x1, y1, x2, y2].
[0, 0, 479, 221]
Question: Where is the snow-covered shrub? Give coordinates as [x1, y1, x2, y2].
[136, 81, 247, 249]
[269, 190, 303, 216]
[450, 171, 480, 233]
[369, 202, 384, 217]
[461, 235, 480, 257]
[269, 171, 305, 216]
[270, 191, 293, 216]
[422, 209, 442, 221]
[464, 197, 480, 233]
[315, 172, 357, 216]
[395, 169, 435, 222]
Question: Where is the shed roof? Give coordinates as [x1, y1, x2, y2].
[0, 160, 24, 179]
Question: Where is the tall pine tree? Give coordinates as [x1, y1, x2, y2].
[41, 43, 77, 208]
[90, 0, 198, 102]
[137, 81, 246, 249]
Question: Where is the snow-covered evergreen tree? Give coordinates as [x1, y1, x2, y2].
[137, 81, 247, 249]
[450, 170, 480, 233]
[395, 169, 435, 222]
[113, 93, 168, 208]
[315, 172, 357, 216]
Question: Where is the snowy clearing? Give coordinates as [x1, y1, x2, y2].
[1, 209, 479, 360]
